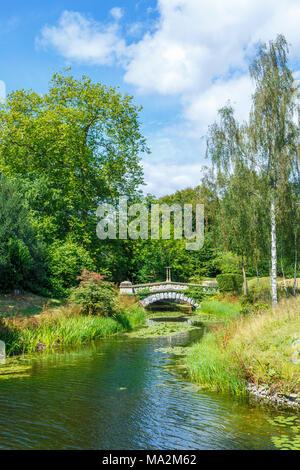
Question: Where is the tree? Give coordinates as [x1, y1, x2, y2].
[249, 35, 298, 306]
[207, 36, 298, 305]
[206, 106, 263, 295]
[0, 177, 48, 293]
[0, 71, 148, 245]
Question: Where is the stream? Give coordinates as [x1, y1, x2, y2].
[0, 316, 296, 449]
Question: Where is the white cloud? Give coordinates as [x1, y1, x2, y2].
[110, 7, 123, 21]
[142, 161, 203, 196]
[183, 74, 254, 136]
[38, 2, 300, 130]
[122, 0, 300, 135]
[37, 1, 300, 194]
[0, 80, 6, 101]
[37, 10, 126, 65]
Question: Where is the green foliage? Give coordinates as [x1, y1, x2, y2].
[267, 415, 300, 450]
[69, 280, 119, 317]
[118, 304, 146, 330]
[48, 240, 96, 296]
[0, 177, 48, 293]
[216, 273, 243, 292]
[185, 287, 213, 303]
[186, 332, 246, 394]
[0, 299, 146, 356]
[0, 313, 125, 355]
[0, 72, 148, 243]
[214, 251, 241, 274]
[136, 289, 151, 300]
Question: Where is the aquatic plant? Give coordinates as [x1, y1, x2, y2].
[267, 415, 300, 450]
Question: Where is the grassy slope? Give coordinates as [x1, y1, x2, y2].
[0, 292, 61, 318]
[186, 296, 300, 395]
[248, 277, 300, 289]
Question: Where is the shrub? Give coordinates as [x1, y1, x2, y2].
[213, 251, 241, 274]
[216, 273, 243, 293]
[185, 287, 212, 303]
[68, 277, 119, 317]
[136, 289, 151, 300]
[48, 241, 95, 296]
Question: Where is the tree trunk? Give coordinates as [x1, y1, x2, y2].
[280, 254, 288, 298]
[270, 195, 277, 306]
[256, 263, 260, 288]
[293, 232, 297, 296]
[241, 257, 248, 296]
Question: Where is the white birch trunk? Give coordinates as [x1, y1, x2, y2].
[241, 257, 248, 296]
[270, 195, 277, 306]
[293, 232, 297, 296]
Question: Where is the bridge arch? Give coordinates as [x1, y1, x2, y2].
[140, 292, 199, 309]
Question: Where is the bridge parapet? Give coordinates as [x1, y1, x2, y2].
[119, 280, 218, 295]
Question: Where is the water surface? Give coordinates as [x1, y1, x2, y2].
[0, 326, 294, 449]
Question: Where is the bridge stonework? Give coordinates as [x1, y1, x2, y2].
[119, 280, 218, 309]
[140, 291, 199, 308]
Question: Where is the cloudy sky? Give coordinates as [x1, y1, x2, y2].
[1, 0, 300, 195]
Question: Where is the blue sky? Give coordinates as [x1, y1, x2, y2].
[1, 0, 300, 195]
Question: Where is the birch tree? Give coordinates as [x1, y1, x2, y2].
[249, 35, 297, 306]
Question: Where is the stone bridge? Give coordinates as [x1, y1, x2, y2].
[119, 269, 218, 309]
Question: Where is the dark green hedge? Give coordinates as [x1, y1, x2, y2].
[216, 274, 243, 293]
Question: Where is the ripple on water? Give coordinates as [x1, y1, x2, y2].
[0, 331, 287, 450]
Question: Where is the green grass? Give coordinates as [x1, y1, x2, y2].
[0, 304, 146, 356]
[0, 292, 61, 318]
[248, 276, 300, 290]
[198, 299, 241, 319]
[186, 295, 300, 396]
[186, 332, 246, 394]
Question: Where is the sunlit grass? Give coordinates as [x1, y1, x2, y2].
[198, 299, 241, 319]
[186, 295, 300, 395]
[186, 332, 246, 394]
[0, 303, 146, 356]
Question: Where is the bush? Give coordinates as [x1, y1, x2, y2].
[136, 289, 151, 300]
[68, 274, 119, 317]
[48, 240, 95, 296]
[213, 251, 241, 274]
[185, 287, 213, 303]
[216, 273, 243, 293]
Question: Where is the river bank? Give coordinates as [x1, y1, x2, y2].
[0, 300, 146, 358]
[185, 296, 300, 410]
